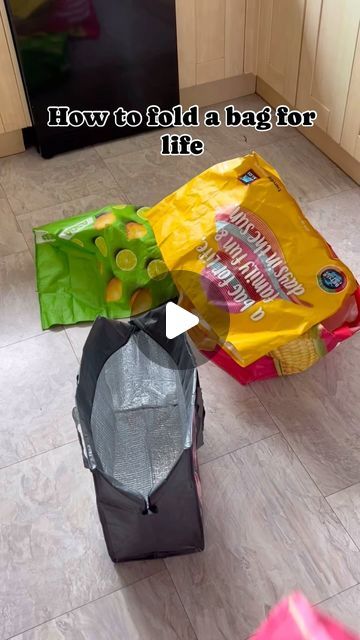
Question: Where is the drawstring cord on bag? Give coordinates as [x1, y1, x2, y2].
[142, 498, 158, 515]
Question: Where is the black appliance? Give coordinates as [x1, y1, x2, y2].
[5, 0, 179, 157]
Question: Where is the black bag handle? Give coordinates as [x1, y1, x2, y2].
[72, 407, 91, 469]
[195, 374, 205, 449]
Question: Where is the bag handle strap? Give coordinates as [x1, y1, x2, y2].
[195, 374, 205, 449]
[72, 407, 90, 469]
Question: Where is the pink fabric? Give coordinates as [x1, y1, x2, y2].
[202, 286, 360, 385]
[201, 346, 278, 385]
[251, 593, 359, 640]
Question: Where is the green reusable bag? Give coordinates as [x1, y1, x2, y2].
[34, 204, 177, 329]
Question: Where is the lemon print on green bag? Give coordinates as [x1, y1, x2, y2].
[105, 277, 123, 302]
[131, 288, 152, 315]
[137, 207, 151, 220]
[33, 203, 178, 329]
[116, 249, 137, 271]
[147, 259, 168, 281]
[126, 222, 147, 240]
[95, 236, 108, 257]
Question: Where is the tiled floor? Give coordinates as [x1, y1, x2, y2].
[1, 94, 360, 639]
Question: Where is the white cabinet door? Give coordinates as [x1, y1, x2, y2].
[175, 0, 197, 88]
[341, 29, 360, 161]
[0, 0, 31, 132]
[195, 0, 226, 84]
[257, 0, 305, 104]
[176, 0, 258, 88]
[297, 0, 360, 145]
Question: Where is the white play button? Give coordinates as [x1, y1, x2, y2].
[165, 301, 199, 339]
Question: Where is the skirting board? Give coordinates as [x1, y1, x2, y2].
[0, 129, 25, 158]
[256, 77, 360, 185]
[180, 73, 256, 109]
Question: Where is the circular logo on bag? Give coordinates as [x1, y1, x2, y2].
[317, 267, 347, 293]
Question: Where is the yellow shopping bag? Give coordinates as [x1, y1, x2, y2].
[148, 152, 358, 368]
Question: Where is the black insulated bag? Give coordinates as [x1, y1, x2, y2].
[73, 305, 205, 562]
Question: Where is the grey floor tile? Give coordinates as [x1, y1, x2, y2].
[198, 361, 278, 464]
[95, 128, 172, 159]
[65, 323, 92, 361]
[253, 336, 360, 496]
[17, 189, 129, 256]
[1, 96, 360, 640]
[96, 120, 249, 165]
[0, 198, 27, 257]
[252, 136, 355, 204]
[13, 571, 196, 640]
[186, 118, 250, 164]
[96, 95, 287, 164]
[0, 331, 79, 467]
[206, 94, 299, 147]
[327, 482, 360, 548]
[304, 188, 360, 280]
[166, 435, 360, 640]
[0, 148, 117, 216]
[0, 251, 42, 347]
[319, 585, 360, 634]
[173, 98, 299, 167]
[104, 145, 215, 207]
[0, 442, 164, 640]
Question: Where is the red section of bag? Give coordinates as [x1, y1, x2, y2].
[202, 286, 360, 385]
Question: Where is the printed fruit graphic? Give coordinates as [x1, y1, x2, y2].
[105, 277, 122, 302]
[137, 206, 151, 219]
[131, 288, 152, 315]
[271, 329, 322, 375]
[95, 236, 108, 257]
[126, 222, 147, 240]
[94, 212, 116, 230]
[147, 259, 168, 281]
[115, 249, 137, 271]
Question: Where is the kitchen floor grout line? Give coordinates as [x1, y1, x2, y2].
[101, 156, 130, 195]
[19, 229, 35, 259]
[0, 325, 72, 351]
[6, 565, 166, 640]
[325, 481, 360, 499]
[242, 130, 300, 148]
[199, 430, 279, 467]
[315, 581, 360, 609]
[251, 384, 331, 500]
[164, 565, 199, 640]
[0, 438, 78, 474]
[252, 385, 360, 555]
[64, 328, 82, 365]
[325, 497, 360, 554]
[0, 331, 46, 350]
[304, 184, 359, 205]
